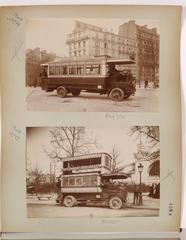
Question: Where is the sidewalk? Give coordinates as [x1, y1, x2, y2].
[127, 193, 160, 210]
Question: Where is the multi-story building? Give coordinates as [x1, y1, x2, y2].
[66, 21, 159, 86]
[119, 20, 159, 86]
[66, 21, 138, 78]
[66, 21, 137, 58]
[26, 48, 56, 86]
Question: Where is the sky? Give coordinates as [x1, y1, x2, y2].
[26, 18, 159, 57]
[26, 127, 156, 174]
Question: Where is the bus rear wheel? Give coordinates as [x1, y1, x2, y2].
[57, 86, 67, 98]
[63, 195, 76, 207]
[71, 89, 81, 97]
[109, 197, 123, 209]
[109, 88, 124, 101]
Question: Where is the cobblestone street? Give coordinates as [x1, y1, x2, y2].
[26, 87, 159, 112]
[27, 194, 160, 218]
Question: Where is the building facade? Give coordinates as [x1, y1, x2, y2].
[123, 151, 160, 185]
[66, 21, 159, 86]
[26, 48, 56, 87]
[66, 21, 138, 77]
[119, 20, 159, 86]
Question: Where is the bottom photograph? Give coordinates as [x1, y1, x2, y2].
[26, 126, 160, 218]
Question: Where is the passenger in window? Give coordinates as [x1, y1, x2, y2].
[108, 64, 120, 80]
[40, 68, 48, 78]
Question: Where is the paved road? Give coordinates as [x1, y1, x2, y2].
[27, 195, 159, 218]
[26, 87, 159, 112]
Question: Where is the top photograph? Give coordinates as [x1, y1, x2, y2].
[26, 19, 159, 112]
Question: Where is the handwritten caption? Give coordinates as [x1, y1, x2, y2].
[105, 113, 125, 120]
[168, 202, 174, 216]
[101, 219, 118, 224]
[11, 42, 24, 62]
[7, 13, 23, 27]
[9, 126, 21, 141]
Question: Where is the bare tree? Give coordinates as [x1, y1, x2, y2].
[130, 126, 160, 160]
[110, 146, 124, 173]
[45, 127, 96, 163]
[130, 126, 159, 147]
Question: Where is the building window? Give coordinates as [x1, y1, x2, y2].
[104, 42, 107, 49]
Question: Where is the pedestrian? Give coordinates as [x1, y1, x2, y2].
[145, 80, 148, 88]
[133, 184, 139, 205]
[154, 183, 160, 199]
[56, 177, 62, 203]
[149, 183, 154, 197]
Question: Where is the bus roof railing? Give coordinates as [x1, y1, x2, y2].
[107, 59, 136, 64]
[62, 152, 112, 162]
[40, 56, 136, 66]
[102, 172, 129, 179]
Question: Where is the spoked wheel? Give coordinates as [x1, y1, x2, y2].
[71, 89, 81, 97]
[123, 93, 131, 99]
[57, 86, 67, 98]
[109, 197, 123, 209]
[63, 195, 76, 207]
[109, 88, 124, 101]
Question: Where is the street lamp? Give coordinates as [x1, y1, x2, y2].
[138, 163, 144, 206]
[138, 163, 144, 185]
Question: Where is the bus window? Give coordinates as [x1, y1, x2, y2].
[69, 177, 75, 186]
[77, 66, 84, 75]
[83, 175, 89, 186]
[69, 66, 77, 75]
[63, 178, 68, 186]
[49, 65, 55, 75]
[61, 66, 68, 75]
[85, 65, 101, 75]
[105, 155, 111, 168]
[76, 176, 83, 186]
[55, 65, 60, 75]
[90, 175, 97, 186]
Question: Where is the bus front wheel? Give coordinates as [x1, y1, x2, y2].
[57, 86, 67, 98]
[109, 197, 123, 209]
[63, 195, 76, 207]
[109, 88, 124, 101]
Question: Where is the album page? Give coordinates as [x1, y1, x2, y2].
[1, 5, 182, 234]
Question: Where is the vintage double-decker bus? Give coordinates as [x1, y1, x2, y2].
[40, 56, 136, 101]
[56, 153, 129, 209]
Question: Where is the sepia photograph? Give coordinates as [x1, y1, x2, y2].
[26, 19, 159, 112]
[26, 126, 160, 218]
